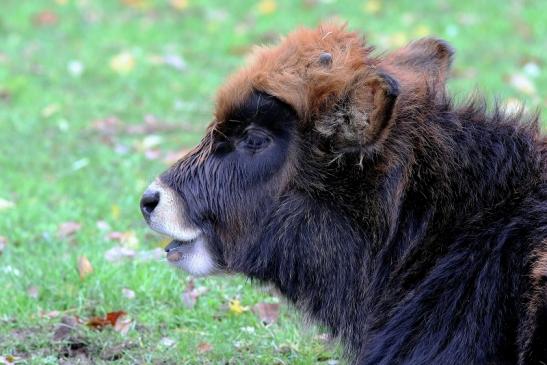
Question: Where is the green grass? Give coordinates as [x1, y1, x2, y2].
[0, 0, 545, 363]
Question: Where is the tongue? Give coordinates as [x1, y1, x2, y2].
[167, 250, 183, 262]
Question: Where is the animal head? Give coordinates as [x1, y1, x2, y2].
[140, 23, 454, 276]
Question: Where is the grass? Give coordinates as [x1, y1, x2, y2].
[0, 0, 545, 364]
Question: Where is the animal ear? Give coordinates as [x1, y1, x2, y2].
[316, 71, 399, 155]
[380, 38, 454, 94]
[360, 72, 400, 147]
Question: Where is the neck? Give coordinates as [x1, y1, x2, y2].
[235, 103, 541, 356]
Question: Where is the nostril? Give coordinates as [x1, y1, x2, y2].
[140, 190, 160, 218]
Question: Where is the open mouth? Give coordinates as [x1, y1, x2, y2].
[164, 236, 200, 262]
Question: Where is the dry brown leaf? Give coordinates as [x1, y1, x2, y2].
[104, 246, 136, 262]
[40, 310, 61, 319]
[181, 278, 209, 308]
[77, 256, 93, 280]
[170, 0, 188, 11]
[252, 302, 280, 325]
[197, 342, 213, 353]
[27, 286, 39, 299]
[58, 221, 82, 239]
[91, 116, 122, 137]
[114, 316, 132, 335]
[125, 115, 179, 135]
[32, 10, 58, 26]
[106, 231, 138, 248]
[121, 0, 151, 10]
[144, 148, 161, 160]
[87, 311, 126, 329]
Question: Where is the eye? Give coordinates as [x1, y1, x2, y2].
[239, 129, 272, 152]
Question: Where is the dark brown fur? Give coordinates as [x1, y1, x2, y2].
[152, 24, 546, 364]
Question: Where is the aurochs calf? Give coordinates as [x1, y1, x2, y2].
[141, 24, 546, 364]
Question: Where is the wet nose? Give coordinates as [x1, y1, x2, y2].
[140, 188, 160, 221]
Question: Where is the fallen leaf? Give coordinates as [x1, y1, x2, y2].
[41, 103, 61, 118]
[71, 158, 89, 171]
[125, 115, 180, 135]
[122, 288, 135, 299]
[170, 0, 188, 11]
[104, 246, 136, 262]
[114, 316, 132, 335]
[27, 286, 40, 299]
[58, 221, 82, 239]
[252, 302, 280, 325]
[229, 299, 249, 315]
[110, 52, 135, 75]
[96, 220, 111, 231]
[139, 134, 163, 149]
[91, 116, 122, 136]
[53, 316, 80, 341]
[144, 148, 161, 160]
[0, 355, 22, 364]
[509, 73, 536, 95]
[106, 231, 139, 248]
[0, 236, 6, 255]
[302, 0, 318, 8]
[32, 10, 58, 26]
[0, 89, 11, 102]
[111, 204, 121, 220]
[363, 0, 381, 14]
[414, 24, 431, 37]
[257, 0, 276, 14]
[87, 311, 127, 329]
[77, 256, 93, 280]
[163, 54, 187, 71]
[121, 0, 151, 10]
[181, 278, 209, 308]
[137, 247, 163, 261]
[0, 198, 15, 210]
[197, 342, 213, 353]
[40, 310, 61, 319]
[160, 337, 176, 347]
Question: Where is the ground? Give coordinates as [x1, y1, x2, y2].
[0, 1, 545, 364]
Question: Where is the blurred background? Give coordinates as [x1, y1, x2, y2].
[0, 0, 545, 363]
